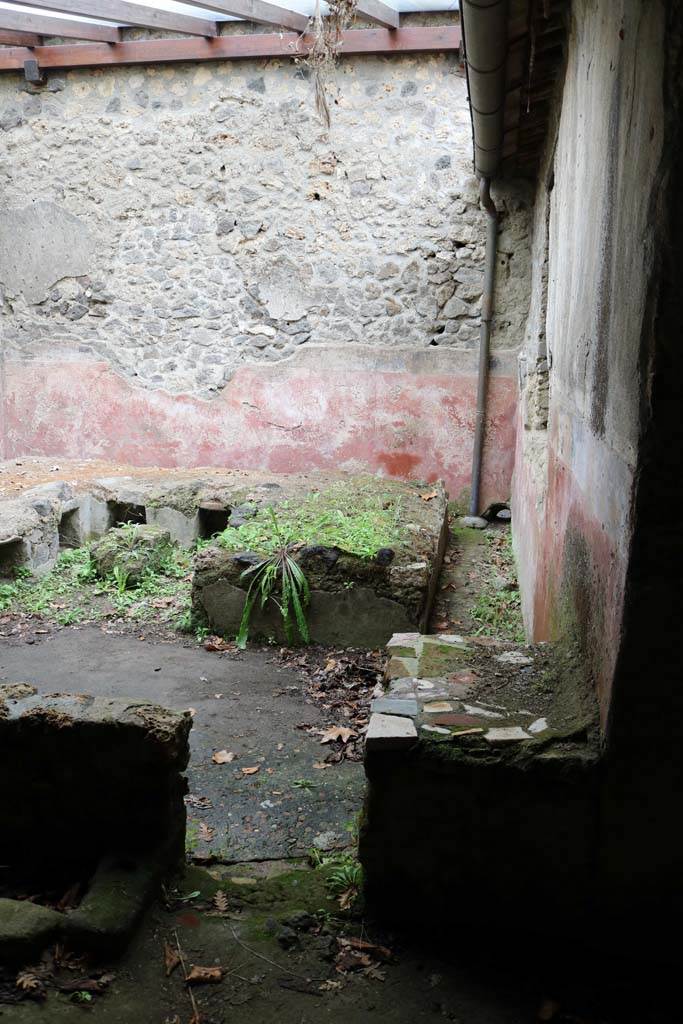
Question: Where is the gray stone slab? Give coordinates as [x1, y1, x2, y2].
[484, 726, 529, 744]
[388, 678, 417, 696]
[370, 697, 419, 718]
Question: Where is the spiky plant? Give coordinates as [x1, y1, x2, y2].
[236, 508, 310, 649]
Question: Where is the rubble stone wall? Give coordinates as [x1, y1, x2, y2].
[0, 16, 531, 504]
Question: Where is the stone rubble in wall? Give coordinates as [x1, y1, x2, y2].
[0, 48, 532, 398]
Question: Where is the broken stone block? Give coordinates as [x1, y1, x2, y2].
[529, 717, 549, 734]
[366, 712, 417, 751]
[190, 475, 449, 647]
[146, 505, 197, 546]
[90, 524, 173, 585]
[370, 697, 419, 718]
[386, 632, 422, 658]
[421, 724, 450, 735]
[0, 898, 63, 961]
[66, 856, 168, 956]
[388, 678, 418, 696]
[385, 655, 419, 680]
[0, 692, 191, 875]
[418, 635, 472, 677]
[484, 726, 530, 744]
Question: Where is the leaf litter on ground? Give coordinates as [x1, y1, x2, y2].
[274, 645, 382, 766]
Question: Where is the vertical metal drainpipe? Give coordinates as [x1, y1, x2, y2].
[460, 0, 508, 515]
[469, 178, 498, 516]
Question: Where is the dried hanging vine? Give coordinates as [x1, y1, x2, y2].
[304, 0, 358, 127]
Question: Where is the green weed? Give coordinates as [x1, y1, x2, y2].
[236, 509, 310, 649]
[292, 778, 317, 791]
[326, 861, 364, 905]
[112, 565, 130, 594]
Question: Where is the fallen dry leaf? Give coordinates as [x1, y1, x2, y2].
[338, 888, 357, 911]
[186, 965, 224, 985]
[212, 750, 236, 764]
[16, 972, 45, 999]
[320, 726, 357, 745]
[241, 766, 260, 775]
[204, 636, 233, 653]
[198, 823, 215, 842]
[343, 937, 393, 962]
[420, 489, 438, 501]
[313, 761, 332, 770]
[186, 794, 213, 809]
[335, 949, 373, 972]
[164, 942, 181, 977]
[213, 890, 229, 913]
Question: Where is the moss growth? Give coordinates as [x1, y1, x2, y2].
[216, 481, 407, 558]
[178, 863, 343, 943]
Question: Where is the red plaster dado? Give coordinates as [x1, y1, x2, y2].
[2, 356, 518, 506]
[512, 408, 632, 724]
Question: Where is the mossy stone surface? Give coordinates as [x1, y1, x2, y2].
[0, 897, 63, 961]
[91, 525, 173, 585]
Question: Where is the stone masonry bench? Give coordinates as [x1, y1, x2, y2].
[0, 685, 191, 960]
[359, 632, 600, 935]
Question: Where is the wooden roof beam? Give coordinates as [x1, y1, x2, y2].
[178, 0, 309, 35]
[0, 25, 461, 71]
[0, 9, 119, 43]
[0, 30, 43, 46]
[1, 1, 218, 38]
[355, 1, 399, 30]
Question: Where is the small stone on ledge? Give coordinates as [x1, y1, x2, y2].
[366, 713, 417, 751]
[484, 726, 529, 744]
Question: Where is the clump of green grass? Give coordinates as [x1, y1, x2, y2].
[471, 530, 525, 643]
[308, 814, 364, 909]
[217, 483, 405, 559]
[0, 548, 97, 619]
[0, 543, 193, 627]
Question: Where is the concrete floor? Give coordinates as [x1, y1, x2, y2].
[0, 626, 364, 862]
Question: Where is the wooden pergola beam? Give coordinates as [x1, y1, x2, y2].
[0, 25, 461, 71]
[1, 1, 218, 39]
[0, 30, 43, 47]
[178, 0, 309, 35]
[355, 1, 399, 30]
[0, 9, 119, 43]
